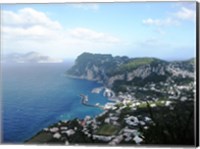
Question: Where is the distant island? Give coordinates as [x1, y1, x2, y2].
[26, 52, 195, 145]
[2, 51, 63, 63]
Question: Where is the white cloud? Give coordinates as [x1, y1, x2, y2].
[71, 4, 99, 11]
[2, 8, 62, 29]
[142, 17, 179, 27]
[142, 6, 195, 35]
[143, 18, 160, 26]
[1, 8, 121, 59]
[142, 6, 195, 27]
[174, 7, 195, 21]
[142, 17, 179, 34]
[2, 26, 58, 40]
[69, 28, 120, 43]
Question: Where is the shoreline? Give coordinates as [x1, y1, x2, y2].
[66, 74, 119, 102]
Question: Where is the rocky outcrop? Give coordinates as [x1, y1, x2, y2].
[126, 64, 166, 81]
[107, 74, 125, 87]
[166, 63, 194, 78]
[66, 52, 195, 89]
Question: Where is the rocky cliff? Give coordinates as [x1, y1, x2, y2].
[66, 52, 195, 90]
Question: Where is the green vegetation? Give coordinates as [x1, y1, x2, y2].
[96, 124, 119, 136]
[142, 100, 194, 145]
[108, 57, 166, 76]
[172, 76, 194, 85]
[137, 100, 172, 108]
[120, 58, 156, 71]
[66, 53, 168, 79]
[26, 132, 55, 143]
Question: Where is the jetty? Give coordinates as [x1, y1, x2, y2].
[80, 94, 104, 109]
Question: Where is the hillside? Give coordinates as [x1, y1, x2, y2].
[26, 99, 194, 145]
[66, 53, 195, 98]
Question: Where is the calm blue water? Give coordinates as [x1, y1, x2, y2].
[2, 63, 109, 143]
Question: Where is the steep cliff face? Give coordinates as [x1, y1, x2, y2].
[66, 53, 195, 88]
[67, 52, 129, 84]
[106, 64, 168, 87]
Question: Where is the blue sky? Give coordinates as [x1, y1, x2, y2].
[1, 2, 196, 61]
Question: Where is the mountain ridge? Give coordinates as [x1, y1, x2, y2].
[66, 52, 195, 91]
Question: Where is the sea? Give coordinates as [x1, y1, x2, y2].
[1, 63, 109, 143]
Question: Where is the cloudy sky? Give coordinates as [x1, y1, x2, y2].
[1, 2, 196, 61]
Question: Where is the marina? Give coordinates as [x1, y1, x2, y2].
[80, 94, 104, 109]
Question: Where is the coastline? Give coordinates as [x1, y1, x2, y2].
[66, 73, 118, 102]
[25, 61, 195, 145]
